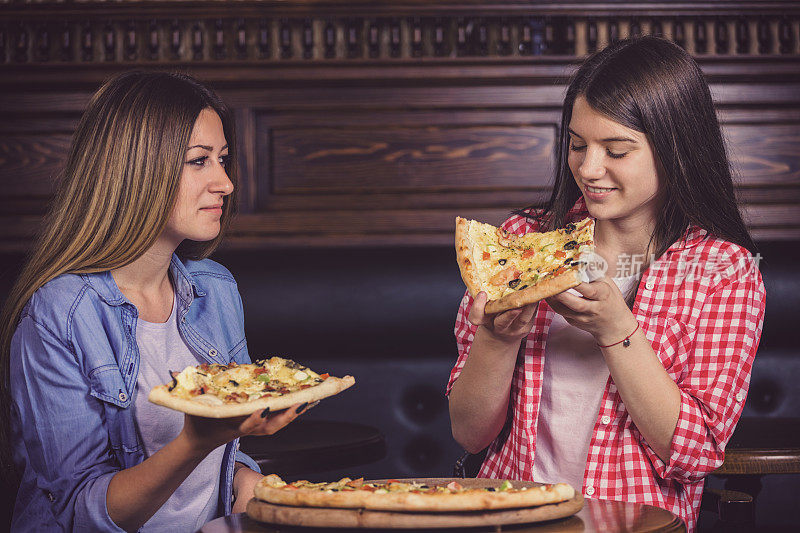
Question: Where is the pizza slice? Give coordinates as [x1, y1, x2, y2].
[455, 216, 595, 314]
[148, 356, 355, 418]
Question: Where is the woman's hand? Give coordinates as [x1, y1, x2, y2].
[468, 291, 538, 344]
[545, 277, 638, 345]
[180, 402, 308, 455]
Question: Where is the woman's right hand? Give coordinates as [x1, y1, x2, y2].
[180, 403, 306, 454]
[468, 292, 538, 344]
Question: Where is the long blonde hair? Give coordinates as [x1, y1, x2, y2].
[0, 70, 238, 486]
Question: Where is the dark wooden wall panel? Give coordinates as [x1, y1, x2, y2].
[0, 1, 799, 249]
[726, 123, 800, 186]
[269, 125, 554, 194]
[0, 134, 68, 200]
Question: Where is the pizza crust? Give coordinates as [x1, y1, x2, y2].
[454, 217, 483, 298]
[253, 478, 575, 512]
[484, 268, 582, 314]
[148, 375, 355, 418]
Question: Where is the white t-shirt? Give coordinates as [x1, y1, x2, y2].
[531, 275, 639, 491]
[133, 293, 226, 532]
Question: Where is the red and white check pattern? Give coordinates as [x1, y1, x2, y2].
[447, 198, 766, 532]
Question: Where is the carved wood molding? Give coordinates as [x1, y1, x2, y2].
[0, 2, 798, 248]
[1, 2, 799, 66]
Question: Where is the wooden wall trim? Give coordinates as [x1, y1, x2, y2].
[2, 2, 799, 67]
[1, 1, 798, 248]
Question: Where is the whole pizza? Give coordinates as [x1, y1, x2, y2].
[148, 356, 355, 418]
[455, 216, 595, 314]
[253, 474, 576, 512]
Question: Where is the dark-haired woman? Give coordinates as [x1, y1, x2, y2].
[447, 36, 765, 532]
[1, 71, 306, 532]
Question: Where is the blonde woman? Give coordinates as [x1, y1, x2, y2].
[0, 71, 305, 532]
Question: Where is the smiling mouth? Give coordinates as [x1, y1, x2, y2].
[585, 185, 617, 193]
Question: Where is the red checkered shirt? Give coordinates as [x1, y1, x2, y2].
[447, 198, 766, 532]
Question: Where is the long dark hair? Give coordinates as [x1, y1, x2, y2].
[0, 70, 238, 491]
[519, 36, 755, 270]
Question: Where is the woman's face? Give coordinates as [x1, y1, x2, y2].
[568, 96, 663, 226]
[162, 108, 233, 246]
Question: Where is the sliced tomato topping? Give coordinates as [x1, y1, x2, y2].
[224, 392, 247, 403]
[482, 251, 491, 260]
[318, 373, 329, 380]
[489, 267, 522, 286]
[254, 367, 268, 375]
[521, 249, 535, 259]
[554, 250, 566, 259]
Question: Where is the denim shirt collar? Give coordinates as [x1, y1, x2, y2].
[81, 254, 207, 306]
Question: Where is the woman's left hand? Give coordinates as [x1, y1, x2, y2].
[181, 402, 308, 455]
[545, 277, 639, 346]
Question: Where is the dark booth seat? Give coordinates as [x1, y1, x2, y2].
[0, 238, 795, 529]
[217, 246, 467, 482]
[217, 240, 800, 530]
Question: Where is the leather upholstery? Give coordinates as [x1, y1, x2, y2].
[219, 240, 797, 528]
[0, 240, 794, 527]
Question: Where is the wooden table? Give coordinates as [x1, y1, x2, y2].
[239, 420, 387, 477]
[712, 417, 800, 500]
[198, 499, 685, 532]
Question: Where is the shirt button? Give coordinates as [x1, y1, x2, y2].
[601, 415, 611, 425]
[645, 279, 655, 290]
[47, 492, 55, 502]
[118, 392, 128, 402]
[585, 486, 595, 496]
[209, 349, 218, 357]
[735, 392, 744, 402]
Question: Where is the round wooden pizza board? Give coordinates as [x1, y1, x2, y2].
[246, 478, 584, 529]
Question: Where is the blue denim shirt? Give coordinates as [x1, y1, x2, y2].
[10, 255, 260, 532]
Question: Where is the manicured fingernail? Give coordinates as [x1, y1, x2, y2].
[295, 402, 308, 414]
[260, 407, 270, 418]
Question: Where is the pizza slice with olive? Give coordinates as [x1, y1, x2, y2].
[455, 216, 595, 314]
[148, 356, 355, 418]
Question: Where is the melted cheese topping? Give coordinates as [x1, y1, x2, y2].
[467, 217, 594, 299]
[261, 474, 551, 494]
[168, 356, 323, 403]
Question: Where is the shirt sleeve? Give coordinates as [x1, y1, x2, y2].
[230, 285, 250, 363]
[229, 283, 261, 473]
[10, 315, 126, 532]
[234, 449, 261, 473]
[446, 290, 478, 396]
[640, 250, 766, 484]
